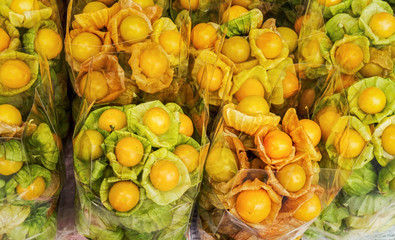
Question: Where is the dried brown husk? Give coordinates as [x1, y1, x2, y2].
[0, 121, 36, 138]
[72, 3, 121, 29]
[108, 7, 153, 52]
[75, 54, 126, 103]
[227, 178, 283, 226]
[266, 157, 314, 198]
[225, 135, 250, 170]
[128, 41, 173, 93]
[65, 29, 113, 71]
[223, 103, 281, 136]
[282, 108, 322, 161]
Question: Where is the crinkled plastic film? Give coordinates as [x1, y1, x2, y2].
[66, 0, 211, 238]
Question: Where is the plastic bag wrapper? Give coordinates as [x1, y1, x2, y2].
[72, 98, 210, 239]
[66, 0, 191, 108]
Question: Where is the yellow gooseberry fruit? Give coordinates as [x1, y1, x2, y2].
[179, 113, 194, 137]
[159, 30, 181, 55]
[369, 12, 395, 39]
[119, 16, 150, 44]
[115, 137, 144, 167]
[0, 157, 23, 176]
[222, 5, 248, 22]
[174, 144, 199, 172]
[139, 48, 169, 78]
[336, 129, 366, 159]
[196, 64, 223, 92]
[143, 107, 171, 135]
[150, 160, 180, 191]
[382, 125, 395, 155]
[191, 23, 217, 50]
[293, 193, 321, 221]
[221, 36, 250, 63]
[79, 71, 109, 102]
[234, 78, 265, 102]
[82, 1, 107, 13]
[358, 87, 386, 114]
[236, 95, 269, 116]
[0, 28, 10, 52]
[109, 181, 140, 212]
[10, 0, 39, 14]
[35, 28, 63, 59]
[276, 163, 306, 192]
[335, 42, 363, 70]
[179, 0, 199, 10]
[256, 32, 283, 59]
[282, 72, 299, 99]
[98, 108, 127, 132]
[0, 60, 31, 89]
[236, 189, 272, 223]
[0, 104, 22, 126]
[16, 176, 46, 201]
[299, 119, 322, 146]
[71, 32, 102, 63]
[317, 0, 342, 7]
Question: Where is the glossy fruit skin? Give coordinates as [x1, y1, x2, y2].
[0, 28, 10, 52]
[231, 0, 251, 8]
[96, 0, 116, 5]
[82, 1, 107, 13]
[221, 36, 250, 63]
[159, 30, 181, 55]
[358, 87, 386, 114]
[179, 0, 199, 10]
[234, 78, 265, 102]
[0, 60, 31, 89]
[150, 160, 179, 191]
[98, 108, 127, 132]
[71, 32, 102, 62]
[77, 130, 104, 161]
[143, 107, 170, 135]
[299, 119, 322, 146]
[109, 181, 140, 212]
[197, 64, 223, 92]
[277, 27, 298, 53]
[16, 176, 46, 201]
[276, 163, 306, 192]
[223, 5, 248, 22]
[10, 0, 39, 14]
[0, 157, 22, 176]
[382, 125, 395, 155]
[205, 147, 237, 182]
[293, 193, 321, 221]
[369, 12, 395, 39]
[179, 113, 194, 137]
[264, 130, 293, 159]
[79, 71, 109, 102]
[282, 72, 299, 99]
[174, 144, 199, 172]
[35, 28, 63, 60]
[236, 189, 272, 223]
[298, 88, 316, 116]
[0, 104, 22, 126]
[133, 0, 154, 9]
[336, 129, 366, 159]
[139, 48, 169, 78]
[256, 32, 283, 59]
[335, 42, 363, 70]
[236, 95, 269, 116]
[360, 62, 383, 78]
[191, 23, 217, 50]
[317, 0, 342, 7]
[115, 137, 144, 167]
[119, 16, 150, 43]
[314, 106, 341, 141]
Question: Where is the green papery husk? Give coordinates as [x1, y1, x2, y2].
[347, 77, 395, 124]
[321, 0, 353, 19]
[73, 155, 108, 187]
[0, 204, 30, 235]
[309, 200, 350, 235]
[343, 191, 394, 217]
[372, 116, 395, 166]
[0, 179, 5, 198]
[330, 35, 370, 75]
[0, 51, 39, 96]
[156, 188, 195, 240]
[0, 17, 20, 52]
[249, 28, 289, 70]
[229, 65, 271, 102]
[191, 50, 233, 106]
[118, 188, 173, 233]
[127, 101, 179, 149]
[22, 20, 62, 64]
[82, 105, 133, 138]
[325, 116, 374, 170]
[26, 123, 59, 171]
[342, 161, 377, 196]
[0, 139, 27, 163]
[5, 164, 51, 200]
[266, 58, 295, 106]
[325, 14, 363, 42]
[76, 193, 124, 240]
[351, 0, 374, 16]
[378, 159, 395, 194]
[0, 0, 52, 28]
[7, 205, 57, 240]
[103, 130, 152, 180]
[359, 1, 395, 45]
[141, 148, 191, 205]
[220, 8, 263, 37]
[151, 17, 187, 67]
[123, 229, 155, 240]
[173, 134, 202, 186]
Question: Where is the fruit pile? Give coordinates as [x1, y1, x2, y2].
[73, 101, 206, 239]
[0, 0, 67, 238]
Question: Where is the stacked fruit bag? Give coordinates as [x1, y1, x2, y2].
[0, 0, 67, 238]
[65, 0, 210, 239]
[192, 0, 350, 239]
[296, 0, 395, 238]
